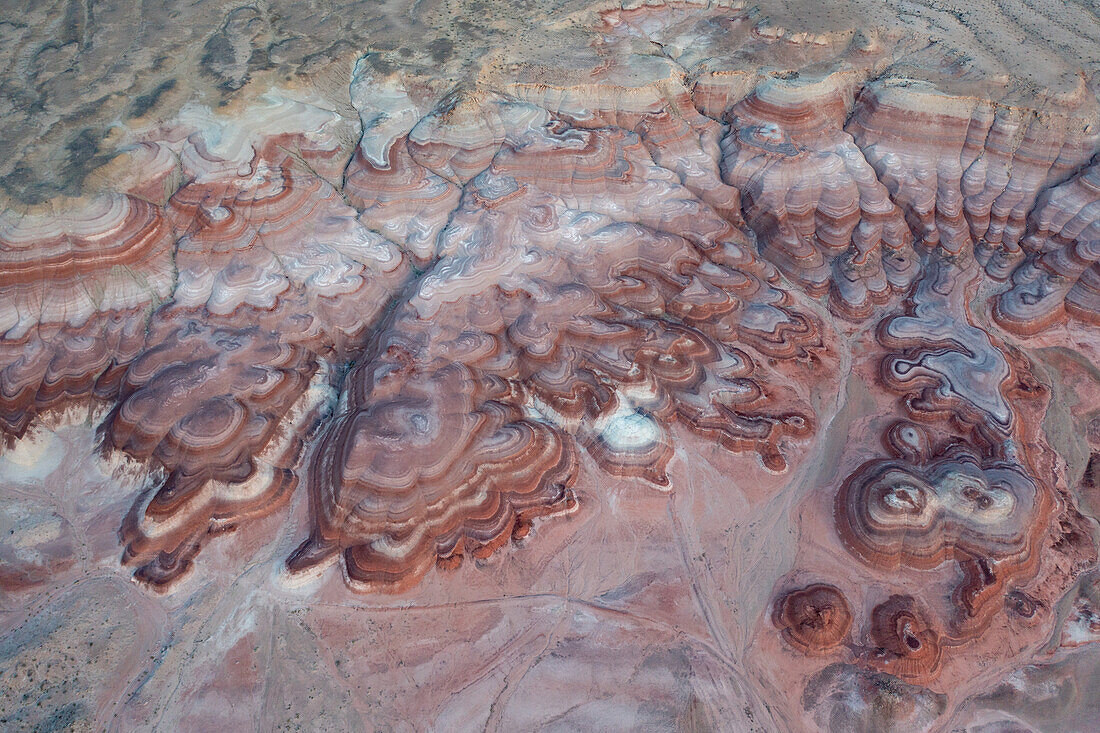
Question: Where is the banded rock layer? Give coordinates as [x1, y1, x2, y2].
[292, 120, 825, 590]
[1, 12, 1097, 593]
[2, 2, 1100, 726]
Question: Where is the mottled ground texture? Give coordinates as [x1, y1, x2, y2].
[2, 0, 1100, 731]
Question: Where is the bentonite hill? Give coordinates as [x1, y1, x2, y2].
[2, 0, 1100, 730]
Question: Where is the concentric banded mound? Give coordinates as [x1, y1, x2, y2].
[867, 594, 943, 682]
[0, 195, 175, 434]
[772, 583, 853, 655]
[835, 443, 1040, 572]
